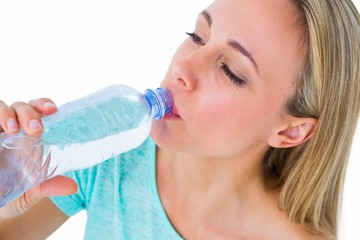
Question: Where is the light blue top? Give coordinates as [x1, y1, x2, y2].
[50, 138, 183, 240]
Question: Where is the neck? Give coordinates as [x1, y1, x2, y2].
[156, 145, 272, 204]
[156, 146, 284, 239]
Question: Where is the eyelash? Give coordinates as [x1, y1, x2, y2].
[186, 32, 205, 45]
[186, 32, 246, 86]
[220, 63, 246, 86]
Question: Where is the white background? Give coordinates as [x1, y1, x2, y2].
[0, 1, 358, 239]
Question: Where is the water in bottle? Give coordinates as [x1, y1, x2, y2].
[0, 84, 172, 207]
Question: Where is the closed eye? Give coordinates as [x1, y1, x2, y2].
[186, 32, 205, 46]
[186, 32, 246, 87]
[220, 63, 246, 86]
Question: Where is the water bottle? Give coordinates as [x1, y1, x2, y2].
[0, 84, 172, 207]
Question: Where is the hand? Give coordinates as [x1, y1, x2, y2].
[0, 175, 77, 219]
[0, 98, 77, 219]
[0, 98, 58, 136]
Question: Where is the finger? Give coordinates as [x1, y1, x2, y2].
[0, 100, 19, 134]
[28, 98, 57, 116]
[10, 101, 44, 136]
[12, 176, 77, 216]
[39, 176, 78, 197]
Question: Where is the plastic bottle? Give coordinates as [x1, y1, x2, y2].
[0, 84, 172, 207]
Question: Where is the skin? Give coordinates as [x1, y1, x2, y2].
[0, 0, 324, 239]
[152, 0, 319, 238]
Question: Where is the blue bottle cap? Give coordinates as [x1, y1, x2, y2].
[144, 88, 173, 119]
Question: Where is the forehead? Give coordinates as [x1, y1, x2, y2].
[206, 0, 300, 27]
[205, 0, 304, 83]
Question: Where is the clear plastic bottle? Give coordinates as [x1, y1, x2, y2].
[0, 84, 172, 207]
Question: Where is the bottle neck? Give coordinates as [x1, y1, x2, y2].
[144, 88, 173, 119]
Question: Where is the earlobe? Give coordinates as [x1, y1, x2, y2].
[268, 118, 317, 148]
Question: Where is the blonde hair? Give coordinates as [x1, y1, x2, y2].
[262, 0, 360, 238]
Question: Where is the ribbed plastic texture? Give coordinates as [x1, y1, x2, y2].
[0, 84, 172, 207]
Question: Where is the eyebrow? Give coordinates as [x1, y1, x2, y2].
[201, 10, 212, 27]
[201, 10, 259, 72]
[227, 39, 258, 71]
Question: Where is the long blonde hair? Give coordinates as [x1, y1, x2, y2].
[262, 0, 360, 238]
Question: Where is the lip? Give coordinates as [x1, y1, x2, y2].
[163, 111, 180, 120]
[163, 105, 181, 120]
[162, 89, 181, 120]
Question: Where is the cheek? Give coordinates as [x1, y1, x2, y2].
[188, 98, 267, 156]
[193, 96, 248, 137]
[194, 94, 281, 142]
[195, 94, 252, 126]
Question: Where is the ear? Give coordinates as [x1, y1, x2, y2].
[267, 118, 317, 148]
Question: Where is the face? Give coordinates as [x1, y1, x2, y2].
[151, 0, 305, 159]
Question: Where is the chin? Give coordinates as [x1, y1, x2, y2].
[150, 122, 182, 151]
[150, 121, 169, 144]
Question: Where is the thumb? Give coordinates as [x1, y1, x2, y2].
[18, 176, 77, 213]
[0, 176, 77, 219]
[39, 175, 78, 197]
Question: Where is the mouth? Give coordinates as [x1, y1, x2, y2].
[159, 87, 181, 120]
[163, 104, 181, 120]
[163, 109, 180, 120]
[171, 109, 181, 118]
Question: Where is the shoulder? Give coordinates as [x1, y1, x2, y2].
[282, 222, 333, 240]
[75, 137, 156, 178]
[259, 198, 333, 240]
[50, 137, 156, 215]
[56, 137, 155, 193]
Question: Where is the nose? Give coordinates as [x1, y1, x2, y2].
[171, 52, 201, 91]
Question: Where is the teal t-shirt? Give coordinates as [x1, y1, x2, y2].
[50, 138, 182, 240]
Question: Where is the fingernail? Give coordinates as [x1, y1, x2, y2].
[29, 119, 43, 132]
[44, 102, 56, 109]
[6, 118, 19, 132]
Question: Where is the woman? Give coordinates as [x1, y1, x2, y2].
[0, 0, 359, 239]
